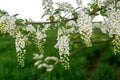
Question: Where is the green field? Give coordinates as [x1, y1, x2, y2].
[0, 29, 120, 80]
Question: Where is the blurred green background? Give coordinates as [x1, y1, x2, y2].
[0, 28, 120, 80]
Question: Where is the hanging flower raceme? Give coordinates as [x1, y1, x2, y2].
[103, 3, 120, 54]
[112, 36, 120, 54]
[77, 9, 93, 47]
[15, 31, 28, 67]
[34, 25, 48, 54]
[0, 15, 16, 36]
[55, 28, 70, 69]
[0, 17, 7, 34]
[104, 3, 120, 37]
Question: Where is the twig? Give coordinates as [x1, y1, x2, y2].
[26, 17, 77, 24]
[26, 0, 118, 25]
[26, 7, 102, 25]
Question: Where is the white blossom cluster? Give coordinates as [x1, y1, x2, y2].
[76, 0, 83, 7]
[56, 2, 74, 13]
[35, 25, 49, 54]
[102, 3, 120, 54]
[98, 0, 104, 7]
[15, 31, 28, 67]
[26, 24, 48, 41]
[26, 24, 36, 33]
[55, 28, 70, 69]
[77, 10, 93, 47]
[103, 3, 120, 37]
[0, 15, 16, 36]
[42, 0, 53, 10]
[33, 53, 58, 72]
[112, 36, 120, 54]
[36, 26, 47, 41]
[1, 0, 120, 72]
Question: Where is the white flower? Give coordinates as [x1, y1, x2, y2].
[42, 0, 53, 9]
[45, 56, 58, 62]
[0, 15, 16, 36]
[26, 24, 36, 32]
[37, 63, 48, 69]
[34, 60, 42, 66]
[33, 54, 44, 60]
[104, 3, 120, 37]
[36, 26, 47, 41]
[15, 32, 27, 53]
[77, 10, 93, 47]
[98, 0, 104, 7]
[55, 34, 70, 56]
[55, 28, 70, 69]
[56, 2, 74, 12]
[76, 0, 83, 7]
[33, 53, 58, 72]
[46, 65, 54, 72]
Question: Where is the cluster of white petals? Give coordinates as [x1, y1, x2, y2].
[15, 32, 27, 53]
[26, 24, 36, 33]
[102, 3, 120, 54]
[112, 36, 120, 54]
[36, 26, 47, 41]
[56, 2, 74, 12]
[1, 0, 120, 71]
[77, 10, 93, 47]
[98, 0, 104, 7]
[55, 34, 70, 56]
[76, 0, 83, 7]
[55, 28, 70, 69]
[0, 15, 16, 36]
[42, 0, 53, 10]
[103, 3, 120, 37]
[15, 31, 28, 67]
[33, 54, 58, 72]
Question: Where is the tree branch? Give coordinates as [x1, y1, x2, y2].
[26, 8, 102, 25]
[26, 7, 103, 25]
[26, 0, 118, 25]
[26, 17, 77, 24]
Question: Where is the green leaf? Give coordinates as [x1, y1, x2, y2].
[91, 3, 99, 10]
[13, 14, 19, 17]
[72, 12, 78, 18]
[15, 19, 25, 25]
[100, 10, 107, 16]
[54, 9, 61, 14]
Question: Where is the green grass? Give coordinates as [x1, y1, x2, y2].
[0, 30, 119, 80]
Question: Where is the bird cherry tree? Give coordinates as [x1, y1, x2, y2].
[0, 0, 120, 76]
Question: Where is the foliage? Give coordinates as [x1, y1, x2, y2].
[0, 0, 120, 79]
